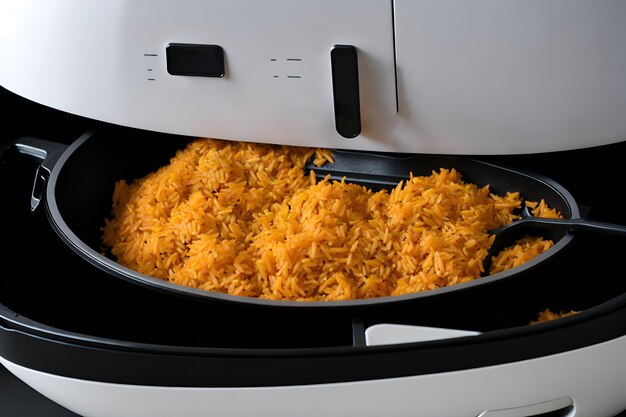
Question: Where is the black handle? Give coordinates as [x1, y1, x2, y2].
[331, 45, 361, 139]
[13, 137, 68, 213]
[512, 217, 626, 237]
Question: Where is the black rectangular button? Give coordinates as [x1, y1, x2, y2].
[331, 45, 361, 138]
[166, 43, 225, 77]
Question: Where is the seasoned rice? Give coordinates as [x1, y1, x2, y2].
[102, 137, 559, 301]
[530, 309, 579, 324]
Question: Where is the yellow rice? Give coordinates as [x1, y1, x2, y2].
[530, 309, 579, 324]
[102, 137, 560, 301]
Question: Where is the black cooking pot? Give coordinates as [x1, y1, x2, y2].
[13, 128, 580, 309]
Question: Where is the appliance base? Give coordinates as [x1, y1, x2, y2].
[2, 336, 626, 417]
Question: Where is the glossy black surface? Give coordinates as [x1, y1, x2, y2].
[166, 43, 225, 77]
[331, 45, 361, 138]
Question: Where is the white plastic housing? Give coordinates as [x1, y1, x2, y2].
[3, 335, 626, 417]
[1, 0, 626, 154]
[365, 323, 480, 345]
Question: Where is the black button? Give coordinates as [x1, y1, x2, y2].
[331, 45, 361, 138]
[166, 43, 225, 77]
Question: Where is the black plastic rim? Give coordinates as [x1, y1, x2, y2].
[0, 291, 625, 387]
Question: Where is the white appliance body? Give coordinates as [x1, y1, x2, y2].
[2, 2, 626, 416]
[2, 335, 626, 417]
[1, 0, 626, 154]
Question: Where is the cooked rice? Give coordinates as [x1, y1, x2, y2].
[102, 137, 559, 301]
[489, 236, 555, 274]
[530, 309, 579, 324]
[488, 199, 563, 274]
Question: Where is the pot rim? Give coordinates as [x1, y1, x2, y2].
[43, 129, 579, 310]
